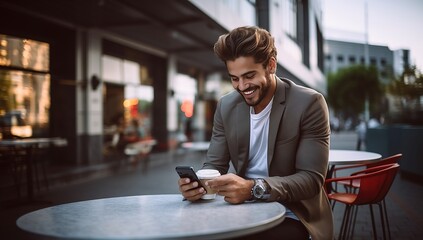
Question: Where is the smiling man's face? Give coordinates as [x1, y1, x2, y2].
[227, 56, 276, 113]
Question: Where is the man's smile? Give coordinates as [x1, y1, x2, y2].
[243, 89, 255, 95]
[241, 86, 258, 97]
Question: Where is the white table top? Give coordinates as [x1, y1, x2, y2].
[0, 137, 67, 147]
[329, 149, 382, 165]
[17, 194, 286, 240]
[181, 141, 210, 151]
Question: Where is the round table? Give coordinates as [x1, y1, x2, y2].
[17, 194, 286, 240]
[329, 150, 382, 165]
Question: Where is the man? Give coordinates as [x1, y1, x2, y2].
[178, 26, 333, 240]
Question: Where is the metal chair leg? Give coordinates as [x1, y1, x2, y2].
[347, 205, 359, 240]
[331, 199, 337, 210]
[339, 205, 352, 240]
[378, 202, 387, 240]
[382, 200, 392, 240]
[369, 205, 378, 240]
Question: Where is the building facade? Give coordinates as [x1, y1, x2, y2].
[193, 0, 326, 94]
[0, 0, 326, 165]
[393, 49, 411, 77]
[324, 39, 410, 84]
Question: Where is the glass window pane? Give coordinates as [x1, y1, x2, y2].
[0, 34, 49, 72]
[0, 70, 50, 139]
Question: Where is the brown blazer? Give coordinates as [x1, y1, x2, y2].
[204, 77, 334, 240]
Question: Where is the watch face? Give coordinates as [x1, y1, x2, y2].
[253, 185, 265, 198]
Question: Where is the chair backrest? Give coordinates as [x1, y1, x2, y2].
[353, 163, 399, 205]
[366, 153, 402, 169]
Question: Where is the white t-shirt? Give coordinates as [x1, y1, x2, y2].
[245, 99, 272, 179]
[245, 97, 298, 220]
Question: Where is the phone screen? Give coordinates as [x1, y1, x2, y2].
[175, 166, 204, 188]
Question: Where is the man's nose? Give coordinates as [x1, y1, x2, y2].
[237, 78, 249, 91]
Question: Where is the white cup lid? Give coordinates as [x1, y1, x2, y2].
[196, 169, 221, 178]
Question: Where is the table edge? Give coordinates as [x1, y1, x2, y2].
[17, 194, 287, 240]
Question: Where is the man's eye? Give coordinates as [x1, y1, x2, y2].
[246, 74, 255, 79]
[231, 77, 239, 82]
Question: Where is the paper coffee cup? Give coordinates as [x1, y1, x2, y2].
[196, 169, 221, 200]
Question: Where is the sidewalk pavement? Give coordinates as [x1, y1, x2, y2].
[1, 131, 422, 239]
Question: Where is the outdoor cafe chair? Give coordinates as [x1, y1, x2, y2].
[329, 153, 402, 239]
[332, 153, 402, 191]
[325, 163, 400, 240]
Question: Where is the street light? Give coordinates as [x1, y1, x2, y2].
[364, 0, 370, 123]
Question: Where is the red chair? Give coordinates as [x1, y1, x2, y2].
[325, 163, 400, 240]
[333, 153, 402, 191]
[329, 153, 402, 239]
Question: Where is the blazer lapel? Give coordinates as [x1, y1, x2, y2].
[268, 78, 287, 166]
[236, 101, 250, 176]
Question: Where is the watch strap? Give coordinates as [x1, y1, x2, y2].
[249, 179, 257, 201]
[257, 178, 271, 200]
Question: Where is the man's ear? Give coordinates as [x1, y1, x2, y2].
[267, 57, 277, 74]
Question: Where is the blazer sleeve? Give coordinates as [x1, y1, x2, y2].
[203, 98, 231, 174]
[266, 93, 330, 202]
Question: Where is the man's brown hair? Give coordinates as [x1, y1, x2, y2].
[213, 26, 277, 68]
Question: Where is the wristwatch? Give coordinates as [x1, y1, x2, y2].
[251, 178, 271, 200]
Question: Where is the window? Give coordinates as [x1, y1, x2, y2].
[349, 56, 356, 64]
[0, 35, 50, 139]
[0, 35, 49, 71]
[381, 58, 387, 66]
[337, 55, 344, 63]
[283, 0, 297, 40]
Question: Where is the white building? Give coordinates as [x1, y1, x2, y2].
[324, 39, 411, 83]
[193, 0, 326, 94]
[393, 49, 411, 77]
[324, 39, 399, 84]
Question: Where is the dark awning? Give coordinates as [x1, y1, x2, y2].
[0, 0, 229, 74]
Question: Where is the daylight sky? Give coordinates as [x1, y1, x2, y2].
[322, 0, 423, 72]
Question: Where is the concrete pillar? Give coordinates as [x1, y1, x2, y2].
[76, 30, 103, 164]
[167, 54, 178, 132]
[194, 72, 206, 141]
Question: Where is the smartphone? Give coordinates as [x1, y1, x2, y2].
[175, 166, 204, 189]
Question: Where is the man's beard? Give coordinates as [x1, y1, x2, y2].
[238, 72, 272, 107]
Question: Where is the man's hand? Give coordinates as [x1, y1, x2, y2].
[178, 178, 206, 201]
[206, 173, 254, 204]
